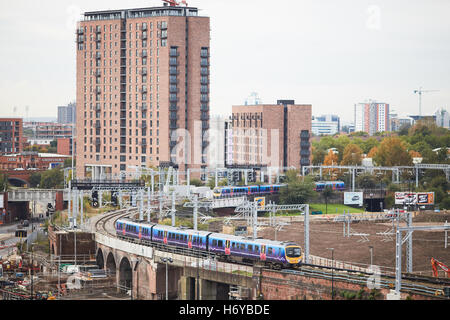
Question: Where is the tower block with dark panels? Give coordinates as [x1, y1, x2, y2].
[75, 5, 210, 179]
[231, 100, 311, 170]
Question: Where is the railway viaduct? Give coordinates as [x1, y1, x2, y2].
[88, 213, 446, 300]
[94, 232, 255, 300]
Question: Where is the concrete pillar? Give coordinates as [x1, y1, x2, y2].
[199, 279, 217, 300]
[179, 276, 195, 300]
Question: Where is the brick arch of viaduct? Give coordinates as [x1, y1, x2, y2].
[95, 243, 181, 300]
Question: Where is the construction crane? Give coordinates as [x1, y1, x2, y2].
[162, 0, 188, 7]
[431, 257, 450, 278]
[413, 87, 439, 119]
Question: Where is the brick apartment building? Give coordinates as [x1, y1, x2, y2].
[75, 4, 210, 179]
[0, 118, 23, 155]
[0, 152, 69, 171]
[231, 100, 312, 169]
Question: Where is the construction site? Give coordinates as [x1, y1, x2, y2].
[1, 203, 449, 300]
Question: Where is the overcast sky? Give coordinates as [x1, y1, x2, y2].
[0, 0, 449, 123]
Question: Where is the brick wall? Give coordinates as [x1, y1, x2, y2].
[260, 269, 440, 300]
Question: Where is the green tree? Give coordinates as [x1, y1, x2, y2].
[189, 178, 203, 187]
[280, 175, 317, 205]
[29, 172, 42, 188]
[312, 147, 327, 166]
[64, 158, 75, 168]
[0, 173, 8, 191]
[322, 185, 334, 214]
[356, 173, 377, 189]
[334, 136, 351, 162]
[40, 169, 64, 189]
[362, 137, 380, 154]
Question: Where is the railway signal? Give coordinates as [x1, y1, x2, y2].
[91, 190, 99, 208]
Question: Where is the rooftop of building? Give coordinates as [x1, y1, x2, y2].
[82, 5, 202, 22]
[0, 152, 70, 158]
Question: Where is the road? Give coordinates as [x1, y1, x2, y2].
[0, 220, 45, 258]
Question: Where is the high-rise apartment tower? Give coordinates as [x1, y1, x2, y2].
[75, 5, 210, 179]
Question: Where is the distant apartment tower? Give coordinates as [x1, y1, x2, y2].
[231, 100, 312, 169]
[354, 101, 389, 135]
[57, 102, 76, 124]
[435, 108, 450, 129]
[0, 118, 23, 155]
[389, 113, 413, 131]
[311, 114, 340, 135]
[75, 5, 210, 179]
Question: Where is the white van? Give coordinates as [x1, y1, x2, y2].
[62, 265, 79, 274]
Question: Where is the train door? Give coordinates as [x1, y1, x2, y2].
[225, 240, 231, 255]
[122, 223, 126, 236]
[260, 245, 266, 261]
[163, 231, 168, 244]
[138, 226, 142, 240]
[188, 235, 193, 249]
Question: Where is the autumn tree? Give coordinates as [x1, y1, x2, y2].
[373, 136, 412, 166]
[323, 149, 339, 180]
[367, 146, 378, 158]
[341, 143, 363, 165]
[409, 150, 422, 158]
[323, 149, 339, 166]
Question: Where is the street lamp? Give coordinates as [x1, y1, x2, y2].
[327, 247, 334, 300]
[369, 246, 373, 267]
[160, 257, 173, 300]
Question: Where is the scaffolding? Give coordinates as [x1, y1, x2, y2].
[302, 163, 450, 189]
[395, 223, 450, 296]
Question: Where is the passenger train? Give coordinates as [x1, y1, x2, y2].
[314, 181, 345, 192]
[115, 218, 303, 269]
[212, 184, 286, 198]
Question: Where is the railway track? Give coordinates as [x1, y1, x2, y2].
[281, 264, 450, 298]
[94, 210, 449, 299]
[94, 208, 137, 236]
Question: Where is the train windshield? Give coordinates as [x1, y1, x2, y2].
[286, 246, 302, 258]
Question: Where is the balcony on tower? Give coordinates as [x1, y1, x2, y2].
[169, 48, 179, 57]
[169, 57, 178, 66]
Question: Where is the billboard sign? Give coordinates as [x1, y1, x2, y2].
[417, 192, 434, 205]
[395, 192, 434, 205]
[344, 192, 363, 206]
[395, 192, 417, 205]
[254, 197, 265, 211]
